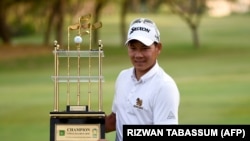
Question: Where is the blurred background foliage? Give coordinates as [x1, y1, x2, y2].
[0, 0, 249, 48]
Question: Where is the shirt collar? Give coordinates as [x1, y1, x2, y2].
[131, 61, 159, 83]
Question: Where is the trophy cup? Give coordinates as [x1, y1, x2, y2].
[49, 14, 106, 141]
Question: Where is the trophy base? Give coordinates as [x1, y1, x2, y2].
[50, 111, 106, 141]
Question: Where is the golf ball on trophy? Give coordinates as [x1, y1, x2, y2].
[74, 36, 82, 44]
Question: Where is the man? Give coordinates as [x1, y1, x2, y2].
[104, 18, 180, 141]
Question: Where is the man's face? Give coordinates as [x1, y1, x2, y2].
[127, 40, 161, 76]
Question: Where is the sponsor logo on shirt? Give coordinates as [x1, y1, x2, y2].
[133, 98, 143, 110]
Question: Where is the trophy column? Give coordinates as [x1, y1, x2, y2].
[49, 14, 106, 141]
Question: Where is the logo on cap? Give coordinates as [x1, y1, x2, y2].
[129, 27, 150, 35]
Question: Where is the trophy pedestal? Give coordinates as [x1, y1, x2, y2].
[50, 111, 105, 141]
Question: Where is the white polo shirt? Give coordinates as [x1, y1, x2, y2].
[112, 62, 180, 141]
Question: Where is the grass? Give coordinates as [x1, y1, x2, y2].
[0, 13, 250, 141]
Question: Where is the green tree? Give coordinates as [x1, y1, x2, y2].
[0, 0, 22, 45]
[93, 0, 109, 47]
[165, 0, 207, 49]
[44, 0, 66, 46]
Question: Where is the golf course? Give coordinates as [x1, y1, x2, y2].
[0, 13, 249, 141]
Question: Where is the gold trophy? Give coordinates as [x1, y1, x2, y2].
[49, 14, 106, 141]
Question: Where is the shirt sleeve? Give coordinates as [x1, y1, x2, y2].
[152, 81, 180, 124]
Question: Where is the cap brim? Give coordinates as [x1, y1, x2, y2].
[125, 36, 154, 46]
